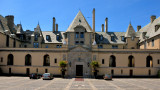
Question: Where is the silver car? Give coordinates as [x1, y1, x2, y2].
[42, 73, 54, 80]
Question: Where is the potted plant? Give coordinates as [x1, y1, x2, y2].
[91, 61, 99, 78]
[59, 60, 68, 78]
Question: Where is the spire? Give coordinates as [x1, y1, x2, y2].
[125, 22, 136, 37]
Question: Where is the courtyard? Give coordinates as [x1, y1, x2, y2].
[0, 76, 159, 90]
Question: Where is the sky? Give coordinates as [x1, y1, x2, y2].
[0, 0, 160, 32]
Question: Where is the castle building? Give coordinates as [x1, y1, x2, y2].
[0, 9, 160, 77]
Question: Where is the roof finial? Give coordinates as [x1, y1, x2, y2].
[38, 21, 39, 25]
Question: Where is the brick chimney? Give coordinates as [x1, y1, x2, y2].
[5, 15, 14, 33]
[53, 17, 55, 32]
[137, 25, 141, 31]
[56, 24, 58, 32]
[151, 15, 156, 23]
[101, 24, 104, 32]
[92, 8, 95, 32]
[105, 17, 108, 33]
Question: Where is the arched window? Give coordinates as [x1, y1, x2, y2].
[146, 56, 153, 67]
[128, 55, 134, 67]
[109, 55, 116, 67]
[43, 54, 50, 66]
[7, 54, 14, 65]
[25, 54, 31, 66]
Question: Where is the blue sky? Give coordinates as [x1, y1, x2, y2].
[0, 0, 160, 32]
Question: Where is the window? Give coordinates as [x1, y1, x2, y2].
[111, 36, 114, 41]
[13, 38, 16, 48]
[112, 45, 118, 49]
[6, 35, 9, 47]
[56, 45, 62, 48]
[75, 41, 79, 45]
[131, 36, 134, 41]
[80, 41, 84, 45]
[54, 59, 57, 63]
[128, 55, 134, 67]
[146, 56, 153, 67]
[7, 54, 14, 65]
[25, 54, 31, 66]
[76, 32, 79, 38]
[43, 54, 50, 66]
[20, 35, 23, 40]
[152, 39, 154, 47]
[56, 35, 60, 41]
[98, 45, 103, 49]
[121, 36, 125, 41]
[111, 70, 114, 75]
[102, 59, 104, 64]
[121, 70, 123, 74]
[34, 34, 38, 41]
[80, 32, 84, 38]
[79, 19, 81, 23]
[1, 57, 3, 62]
[93, 55, 96, 60]
[33, 43, 39, 48]
[109, 55, 116, 67]
[158, 59, 160, 64]
[36, 68, 38, 73]
[149, 70, 151, 76]
[46, 35, 50, 40]
[100, 35, 103, 41]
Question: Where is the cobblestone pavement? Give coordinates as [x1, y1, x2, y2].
[0, 76, 160, 90]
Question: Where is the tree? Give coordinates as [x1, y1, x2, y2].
[91, 61, 99, 78]
[59, 60, 68, 78]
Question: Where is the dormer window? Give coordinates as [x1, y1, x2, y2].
[155, 25, 160, 32]
[76, 32, 79, 38]
[80, 32, 84, 38]
[121, 36, 125, 41]
[46, 35, 50, 41]
[100, 35, 103, 41]
[111, 36, 114, 41]
[34, 34, 38, 41]
[56, 35, 60, 41]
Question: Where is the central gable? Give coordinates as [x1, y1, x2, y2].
[66, 11, 92, 32]
[69, 46, 89, 52]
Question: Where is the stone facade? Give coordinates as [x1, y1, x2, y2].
[0, 9, 160, 77]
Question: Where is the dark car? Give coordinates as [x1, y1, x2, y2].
[29, 73, 41, 79]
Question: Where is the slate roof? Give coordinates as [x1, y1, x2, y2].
[0, 15, 10, 33]
[95, 32, 126, 44]
[42, 31, 65, 43]
[139, 17, 160, 42]
[66, 11, 92, 32]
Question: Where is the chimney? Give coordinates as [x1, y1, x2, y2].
[101, 24, 104, 32]
[105, 17, 108, 33]
[92, 8, 95, 32]
[137, 25, 141, 31]
[5, 15, 14, 33]
[53, 17, 55, 32]
[56, 24, 58, 32]
[151, 15, 156, 23]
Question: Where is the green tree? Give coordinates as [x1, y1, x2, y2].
[91, 61, 99, 78]
[59, 60, 68, 78]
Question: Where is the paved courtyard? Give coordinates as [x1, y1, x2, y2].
[0, 76, 159, 90]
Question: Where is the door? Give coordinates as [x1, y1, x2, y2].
[9, 68, 11, 75]
[26, 68, 30, 75]
[76, 65, 83, 76]
[130, 70, 133, 77]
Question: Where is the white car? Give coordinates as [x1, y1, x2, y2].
[42, 73, 54, 80]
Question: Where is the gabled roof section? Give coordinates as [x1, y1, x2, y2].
[16, 24, 23, 34]
[0, 15, 10, 33]
[66, 11, 92, 32]
[125, 23, 136, 37]
[34, 23, 42, 36]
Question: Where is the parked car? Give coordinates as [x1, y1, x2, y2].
[29, 73, 41, 79]
[42, 73, 54, 80]
[104, 74, 112, 80]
